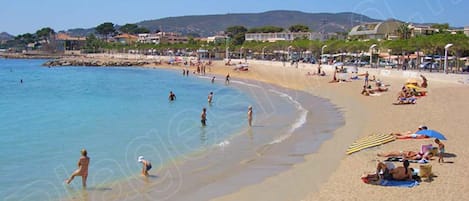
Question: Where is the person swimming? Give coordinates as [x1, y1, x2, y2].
[169, 91, 176, 101]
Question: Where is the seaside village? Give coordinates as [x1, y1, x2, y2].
[1, 16, 469, 199]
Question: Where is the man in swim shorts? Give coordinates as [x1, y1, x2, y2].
[201, 107, 207, 126]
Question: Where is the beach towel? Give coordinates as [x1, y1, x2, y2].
[379, 179, 419, 188]
[384, 157, 428, 164]
[346, 134, 396, 155]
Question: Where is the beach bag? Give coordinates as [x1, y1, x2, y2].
[419, 164, 432, 177]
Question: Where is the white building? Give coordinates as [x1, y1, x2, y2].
[348, 20, 402, 41]
[408, 24, 438, 37]
[138, 32, 188, 44]
[465, 26, 469, 37]
[138, 33, 161, 44]
[207, 35, 227, 43]
[245, 32, 329, 42]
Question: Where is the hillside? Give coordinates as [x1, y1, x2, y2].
[0, 32, 14, 40]
[137, 10, 379, 36]
[65, 10, 380, 37]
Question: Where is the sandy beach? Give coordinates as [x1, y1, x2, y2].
[200, 60, 469, 201]
[50, 54, 469, 201]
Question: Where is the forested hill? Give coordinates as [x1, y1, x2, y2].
[65, 10, 380, 37]
[137, 10, 379, 36]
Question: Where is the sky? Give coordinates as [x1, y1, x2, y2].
[1, 0, 468, 35]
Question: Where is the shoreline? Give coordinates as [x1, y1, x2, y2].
[50, 61, 344, 201]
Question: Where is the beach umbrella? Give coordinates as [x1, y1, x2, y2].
[416, 129, 447, 140]
[405, 84, 421, 90]
[406, 78, 418, 84]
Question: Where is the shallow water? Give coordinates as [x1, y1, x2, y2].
[0, 59, 254, 201]
[0, 59, 344, 201]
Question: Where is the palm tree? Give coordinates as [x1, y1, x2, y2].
[397, 24, 411, 40]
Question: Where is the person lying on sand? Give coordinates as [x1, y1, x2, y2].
[377, 150, 433, 160]
[392, 125, 428, 139]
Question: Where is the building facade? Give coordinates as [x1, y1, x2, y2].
[245, 32, 332, 42]
[138, 32, 188, 44]
[114, 33, 138, 44]
[465, 26, 469, 37]
[408, 24, 438, 37]
[348, 20, 403, 41]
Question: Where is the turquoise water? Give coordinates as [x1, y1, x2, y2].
[0, 59, 253, 200]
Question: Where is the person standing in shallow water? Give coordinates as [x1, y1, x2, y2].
[208, 92, 214, 104]
[211, 76, 215, 84]
[138, 156, 152, 176]
[247, 106, 253, 127]
[169, 91, 176, 101]
[66, 149, 90, 187]
[201, 107, 207, 126]
[225, 73, 230, 85]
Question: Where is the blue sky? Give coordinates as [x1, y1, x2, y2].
[1, 0, 467, 35]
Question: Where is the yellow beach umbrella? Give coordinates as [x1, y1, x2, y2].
[405, 84, 421, 90]
[406, 78, 418, 84]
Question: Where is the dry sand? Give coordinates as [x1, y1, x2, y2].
[61, 54, 469, 201]
[200, 60, 469, 201]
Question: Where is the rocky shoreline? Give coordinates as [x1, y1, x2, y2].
[0, 52, 62, 59]
[42, 57, 160, 67]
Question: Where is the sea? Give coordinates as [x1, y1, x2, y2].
[0, 58, 344, 201]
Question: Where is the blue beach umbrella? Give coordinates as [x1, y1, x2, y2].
[416, 129, 447, 140]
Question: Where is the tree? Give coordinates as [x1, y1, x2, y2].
[35, 27, 55, 43]
[248, 26, 284, 33]
[226, 26, 247, 46]
[83, 34, 103, 53]
[95, 22, 116, 40]
[431, 23, 450, 32]
[119, 23, 138, 34]
[289, 24, 310, 32]
[397, 23, 411, 40]
[15, 33, 36, 45]
[118, 24, 149, 34]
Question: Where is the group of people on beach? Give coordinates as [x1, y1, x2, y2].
[361, 124, 446, 185]
[64, 68, 255, 188]
[65, 149, 153, 187]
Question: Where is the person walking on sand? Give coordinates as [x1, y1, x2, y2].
[208, 92, 214, 104]
[247, 106, 253, 127]
[138, 156, 152, 176]
[201, 107, 207, 126]
[66, 149, 90, 187]
[169, 91, 176, 101]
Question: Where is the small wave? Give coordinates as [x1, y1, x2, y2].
[267, 89, 308, 145]
[230, 80, 263, 89]
[217, 140, 230, 147]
